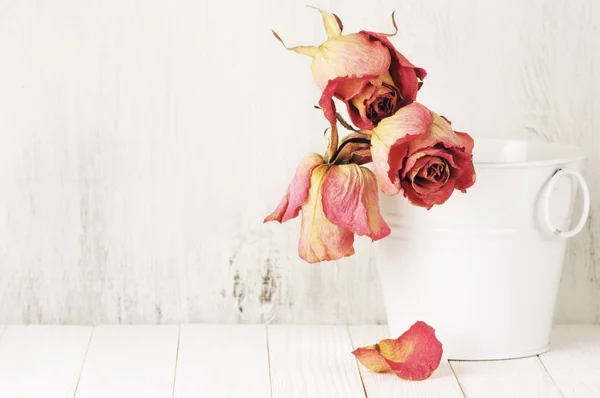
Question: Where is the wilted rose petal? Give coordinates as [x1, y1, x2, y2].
[352, 321, 443, 381]
[311, 32, 391, 92]
[264, 142, 393, 264]
[321, 164, 390, 241]
[264, 153, 324, 223]
[352, 346, 392, 373]
[370, 102, 433, 195]
[361, 31, 427, 109]
[298, 164, 355, 263]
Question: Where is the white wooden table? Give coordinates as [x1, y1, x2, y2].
[0, 324, 597, 397]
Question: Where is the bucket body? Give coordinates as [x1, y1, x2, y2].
[376, 139, 589, 360]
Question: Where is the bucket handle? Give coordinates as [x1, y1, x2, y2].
[541, 168, 590, 238]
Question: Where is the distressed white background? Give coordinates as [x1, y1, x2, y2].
[0, 0, 598, 324]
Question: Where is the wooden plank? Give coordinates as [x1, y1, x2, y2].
[539, 325, 600, 398]
[349, 325, 464, 398]
[173, 324, 271, 398]
[268, 325, 366, 398]
[450, 357, 562, 398]
[0, 325, 92, 398]
[74, 325, 178, 398]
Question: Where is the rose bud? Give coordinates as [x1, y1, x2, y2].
[273, 8, 425, 130]
[370, 102, 476, 209]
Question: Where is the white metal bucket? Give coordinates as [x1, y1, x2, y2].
[376, 138, 590, 360]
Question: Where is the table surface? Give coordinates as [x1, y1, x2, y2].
[0, 324, 597, 397]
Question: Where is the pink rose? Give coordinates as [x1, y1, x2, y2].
[370, 103, 476, 209]
[264, 136, 390, 263]
[318, 32, 426, 131]
[274, 8, 425, 130]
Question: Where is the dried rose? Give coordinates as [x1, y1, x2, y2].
[273, 8, 425, 130]
[264, 131, 390, 263]
[352, 321, 443, 381]
[370, 102, 476, 209]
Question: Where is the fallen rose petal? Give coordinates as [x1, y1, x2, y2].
[352, 321, 443, 381]
[352, 346, 392, 373]
[383, 321, 443, 380]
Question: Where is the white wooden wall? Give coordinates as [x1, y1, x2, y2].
[0, 0, 598, 324]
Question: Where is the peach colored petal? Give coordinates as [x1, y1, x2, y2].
[371, 103, 432, 195]
[311, 33, 390, 90]
[374, 103, 433, 147]
[371, 140, 401, 196]
[318, 77, 351, 127]
[298, 165, 355, 263]
[264, 153, 324, 223]
[335, 79, 371, 101]
[353, 321, 443, 381]
[349, 83, 378, 127]
[361, 31, 427, 107]
[352, 346, 392, 373]
[382, 321, 443, 381]
[405, 112, 465, 157]
[321, 164, 391, 241]
[318, 76, 378, 127]
[352, 321, 442, 380]
[314, 33, 391, 127]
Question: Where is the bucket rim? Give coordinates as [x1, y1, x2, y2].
[472, 138, 587, 168]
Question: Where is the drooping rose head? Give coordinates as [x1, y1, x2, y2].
[264, 130, 390, 263]
[273, 8, 426, 130]
[370, 103, 476, 209]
